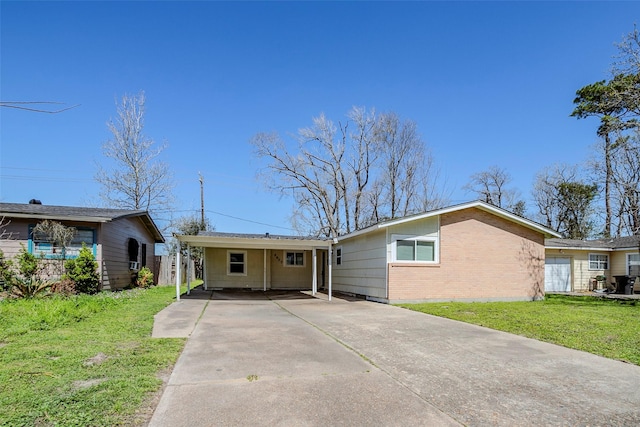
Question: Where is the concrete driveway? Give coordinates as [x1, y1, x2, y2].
[149, 289, 640, 426]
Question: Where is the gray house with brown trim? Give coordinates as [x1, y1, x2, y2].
[0, 202, 164, 290]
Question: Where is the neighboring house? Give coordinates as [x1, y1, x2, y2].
[0, 202, 165, 290]
[176, 201, 560, 303]
[545, 236, 640, 293]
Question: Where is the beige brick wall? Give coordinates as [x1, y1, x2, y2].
[388, 208, 545, 302]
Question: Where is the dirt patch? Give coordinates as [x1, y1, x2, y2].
[72, 377, 108, 390]
[83, 352, 109, 366]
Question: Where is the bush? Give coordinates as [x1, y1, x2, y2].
[64, 243, 100, 294]
[136, 266, 154, 288]
[8, 246, 51, 298]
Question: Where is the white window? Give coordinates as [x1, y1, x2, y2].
[284, 251, 304, 267]
[227, 250, 247, 275]
[393, 235, 437, 262]
[335, 247, 342, 265]
[588, 254, 609, 270]
[628, 253, 640, 276]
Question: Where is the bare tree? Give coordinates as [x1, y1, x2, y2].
[533, 164, 598, 238]
[610, 132, 640, 235]
[96, 92, 174, 217]
[252, 107, 447, 237]
[463, 165, 522, 212]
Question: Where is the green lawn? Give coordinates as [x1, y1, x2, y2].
[398, 294, 640, 365]
[0, 285, 188, 426]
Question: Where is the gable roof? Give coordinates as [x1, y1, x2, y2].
[546, 235, 640, 251]
[0, 202, 165, 243]
[337, 200, 562, 241]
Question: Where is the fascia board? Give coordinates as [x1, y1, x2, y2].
[176, 235, 331, 250]
[1, 212, 111, 223]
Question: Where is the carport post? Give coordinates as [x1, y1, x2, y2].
[175, 250, 181, 301]
[186, 245, 191, 295]
[328, 244, 332, 301]
[263, 249, 267, 291]
[312, 247, 317, 295]
[203, 247, 207, 290]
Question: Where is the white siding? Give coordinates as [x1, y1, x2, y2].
[332, 228, 387, 299]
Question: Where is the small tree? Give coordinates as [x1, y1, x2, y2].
[173, 214, 212, 279]
[64, 243, 100, 294]
[136, 266, 154, 288]
[33, 220, 76, 278]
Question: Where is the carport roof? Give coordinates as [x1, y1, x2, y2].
[175, 231, 332, 250]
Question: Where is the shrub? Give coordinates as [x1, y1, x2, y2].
[0, 249, 13, 291]
[136, 266, 154, 288]
[8, 247, 51, 298]
[64, 243, 100, 294]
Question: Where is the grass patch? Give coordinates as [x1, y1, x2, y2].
[0, 285, 190, 426]
[397, 294, 640, 365]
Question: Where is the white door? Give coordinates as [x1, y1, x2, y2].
[545, 257, 571, 292]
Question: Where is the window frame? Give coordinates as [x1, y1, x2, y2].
[227, 250, 247, 276]
[335, 246, 342, 265]
[392, 234, 438, 263]
[29, 225, 97, 259]
[588, 253, 609, 270]
[284, 251, 305, 267]
[627, 253, 640, 276]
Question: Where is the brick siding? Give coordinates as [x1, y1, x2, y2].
[388, 208, 545, 302]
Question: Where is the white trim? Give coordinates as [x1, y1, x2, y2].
[335, 246, 343, 265]
[627, 253, 640, 276]
[283, 250, 305, 267]
[588, 253, 609, 270]
[391, 234, 438, 263]
[227, 250, 248, 276]
[335, 200, 561, 242]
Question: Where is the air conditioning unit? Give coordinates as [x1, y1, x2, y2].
[129, 261, 139, 270]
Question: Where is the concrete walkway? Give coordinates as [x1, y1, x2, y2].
[149, 290, 640, 426]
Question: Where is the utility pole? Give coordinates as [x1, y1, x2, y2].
[199, 172, 205, 230]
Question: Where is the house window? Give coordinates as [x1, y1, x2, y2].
[31, 226, 96, 258]
[394, 236, 437, 262]
[589, 254, 609, 270]
[628, 253, 640, 276]
[285, 251, 304, 267]
[228, 250, 247, 275]
[335, 247, 342, 265]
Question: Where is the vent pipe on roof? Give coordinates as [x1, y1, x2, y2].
[29, 199, 42, 205]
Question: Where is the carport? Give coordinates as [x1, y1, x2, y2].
[174, 232, 334, 301]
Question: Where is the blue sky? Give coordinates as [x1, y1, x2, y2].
[1, 1, 638, 235]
